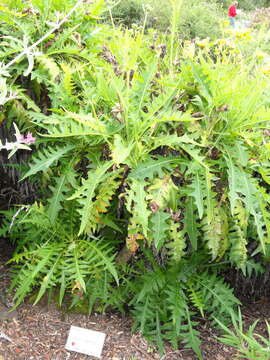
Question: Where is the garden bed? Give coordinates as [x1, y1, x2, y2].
[0, 239, 249, 360]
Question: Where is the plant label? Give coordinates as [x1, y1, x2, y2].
[65, 325, 106, 358]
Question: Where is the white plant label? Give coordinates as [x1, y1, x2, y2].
[65, 325, 106, 358]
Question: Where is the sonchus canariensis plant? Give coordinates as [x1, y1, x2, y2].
[1, 0, 270, 357]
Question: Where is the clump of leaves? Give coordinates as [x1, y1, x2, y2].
[128, 251, 240, 358]
[1, 0, 270, 357]
[216, 309, 270, 360]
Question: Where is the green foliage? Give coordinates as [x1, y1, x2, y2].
[21, 145, 75, 180]
[179, 0, 222, 40]
[217, 309, 270, 360]
[8, 204, 118, 308]
[129, 253, 240, 357]
[1, 0, 270, 357]
[108, 0, 145, 28]
[107, 0, 223, 39]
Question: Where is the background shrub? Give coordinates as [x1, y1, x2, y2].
[108, 0, 145, 28]
[108, 0, 223, 39]
[179, 1, 222, 39]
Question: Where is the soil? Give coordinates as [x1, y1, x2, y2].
[0, 238, 269, 360]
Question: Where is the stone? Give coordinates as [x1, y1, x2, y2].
[0, 304, 18, 321]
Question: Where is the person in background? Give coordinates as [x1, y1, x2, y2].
[228, 1, 238, 28]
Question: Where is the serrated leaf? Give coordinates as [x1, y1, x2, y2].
[13, 244, 56, 307]
[47, 166, 76, 223]
[181, 144, 207, 169]
[130, 156, 177, 180]
[34, 253, 62, 305]
[167, 220, 186, 261]
[21, 145, 74, 180]
[190, 170, 204, 219]
[233, 168, 266, 253]
[126, 179, 150, 237]
[86, 241, 118, 285]
[111, 134, 134, 165]
[206, 222, 221, 260]
[154, 133, 203, 149]
[60, 63, 74, 96]
[225, 150, 239, 214]
[150, 211, 170, 251]
[205, 169, 215, 224]
[69, 161, 113, 236]
[185, 199, 200, 250]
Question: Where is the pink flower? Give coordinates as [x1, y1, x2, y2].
[22, 133, 36, 145]
[13, 124, 36, 146]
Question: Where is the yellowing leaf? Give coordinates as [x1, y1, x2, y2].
[111, 135, 134, 165]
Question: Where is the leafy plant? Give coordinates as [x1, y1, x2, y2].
[1, 0, 270, 357]
[216, 309, 270, 360]
[7, 203, 119, 308]
[107, 0, 223, 39]
[129, 252, 240, 358]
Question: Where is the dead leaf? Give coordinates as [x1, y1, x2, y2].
[126, 235, 139, 253]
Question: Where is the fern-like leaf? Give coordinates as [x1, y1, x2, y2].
[130, 156, 177, 180]
[37, 55, 60, 81]
[11, 242, 62, 307]
[184, 198, 200, 250]
[202, 206, 228, 260]
[85, 169, 123, 233]
[69, 161, 113, 235]
[149, 211, 170, 251]
[187, 280, 205, 317]
[60, 63, 75, 96]
[165, 285, 187, 340]
[41, 111, 108, 138]
[229, 202, 248, 268]
[167, 220, 186, 261]
[47, 165, 77, 223]
[21, 145, 74, 180]
[126, 178, 150, 237]
[34, 252, 63, 305]
[195, 272, 240, 321]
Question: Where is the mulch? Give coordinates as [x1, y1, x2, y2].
[0, 238, 268, 360]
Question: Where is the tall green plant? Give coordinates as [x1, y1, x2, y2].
[1, 0, 270, 356]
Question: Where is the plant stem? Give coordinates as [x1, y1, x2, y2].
[170, 0, 183, 75]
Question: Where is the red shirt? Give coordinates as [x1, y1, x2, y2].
[228, 5, 237, 17]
